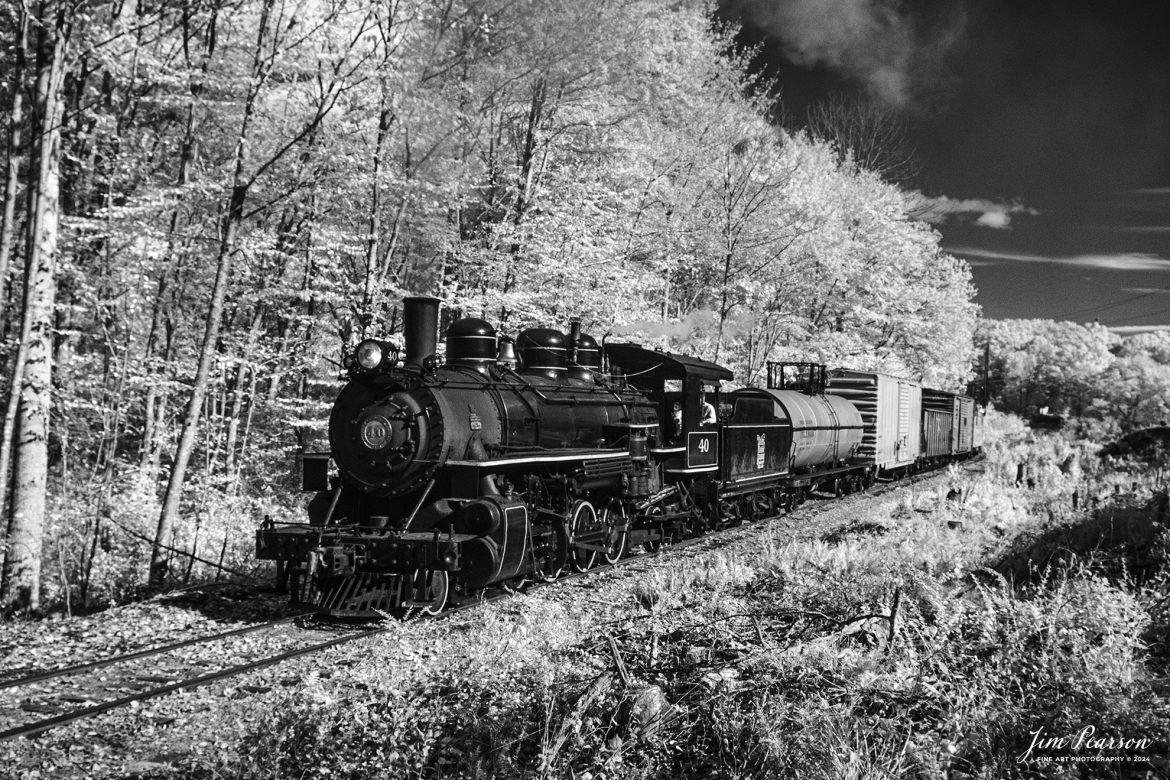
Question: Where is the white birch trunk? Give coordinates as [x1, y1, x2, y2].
[1, 2, 66, 612]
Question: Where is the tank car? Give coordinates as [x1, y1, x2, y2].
[716, 363, 867, 516]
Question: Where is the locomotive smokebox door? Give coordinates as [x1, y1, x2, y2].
[302, 453, 331, 492]
[687, 431, 718, 469]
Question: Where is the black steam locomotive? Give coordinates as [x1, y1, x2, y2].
[256, 297, 981, 615]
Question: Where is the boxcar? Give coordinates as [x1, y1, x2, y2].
[971, 403, 985, 451]
[955, 395, 976, 454]
[827, 369, 922, 473]
[921, 388, 957, 462]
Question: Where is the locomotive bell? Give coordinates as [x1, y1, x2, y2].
[496, 337, 517, 369]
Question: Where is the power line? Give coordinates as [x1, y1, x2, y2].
[1052, 287, 1169, 320]
[1100, 307, 1170, 326]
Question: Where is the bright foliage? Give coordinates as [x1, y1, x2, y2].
[0, 0, 978, 609]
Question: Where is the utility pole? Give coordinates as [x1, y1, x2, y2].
[983, 341, 990, 406]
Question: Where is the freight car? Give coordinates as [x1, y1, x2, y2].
[827, 369, 922, 475]
[257, 298, 980, 616]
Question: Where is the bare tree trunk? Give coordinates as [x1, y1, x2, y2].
[1, 1, 67, 612]
[714, 154, 737, 364]
[497, 78, 550, 323]
[206, 369, 225, 476]
[150, 0, 275, 587]
[140, 4, 219, 476]
[142, 327, 177, 478]
[223, 307, 264, 478]
[0, 7, 28, 580]
[0, 10, 27, 325]
[237, 363, 258, 479]
[98, 333, 132, 480]
[358, 81, 392, 338]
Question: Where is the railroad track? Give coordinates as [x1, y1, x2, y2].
[0, 460, 967, 742]
[0, 616, 375, 741]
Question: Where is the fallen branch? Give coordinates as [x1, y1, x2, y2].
[752, 614, 770, 649]
[887, 586, 901, 650]
[607, 633, 632, 687]
[106, 516, 248, 579]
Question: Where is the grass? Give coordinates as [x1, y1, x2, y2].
[108, 413, 1170, 777]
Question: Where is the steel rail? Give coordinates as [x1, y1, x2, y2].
[0, 616, 299, 691]
[0, 627, 383, 741]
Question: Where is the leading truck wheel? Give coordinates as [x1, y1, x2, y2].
[411, 569, 449, 615]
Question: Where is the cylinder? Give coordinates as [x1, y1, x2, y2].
[403, 296, 440, 368]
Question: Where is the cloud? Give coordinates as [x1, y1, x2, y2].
[1091, 225, 1170, 234]
[915, 194, 1038, 229]
[730, 0, 965, 107]
[1108, 325, 1170, 334]
[975, 211, 1011, 229]
[949, 247, 1170, 271]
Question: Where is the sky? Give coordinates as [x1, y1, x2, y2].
[719, 0, 1170, 332]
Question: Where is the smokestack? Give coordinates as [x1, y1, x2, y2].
[403, 296, 440, 368]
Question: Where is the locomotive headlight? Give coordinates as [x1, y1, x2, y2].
[356, 340, 383, 370]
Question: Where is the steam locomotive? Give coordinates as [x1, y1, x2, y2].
[256, 297, 981, 616]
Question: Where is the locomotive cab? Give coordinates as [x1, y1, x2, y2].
[604, 344, 732, 476]
[658, 384, 722, 443]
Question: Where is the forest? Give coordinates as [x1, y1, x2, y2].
[978, 319, 1170, 435]
[0, 0, 988, 614]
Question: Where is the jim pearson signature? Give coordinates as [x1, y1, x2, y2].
[1017, 725, 1154, 764]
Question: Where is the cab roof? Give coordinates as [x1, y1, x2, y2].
[605, 343, 733, 383]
